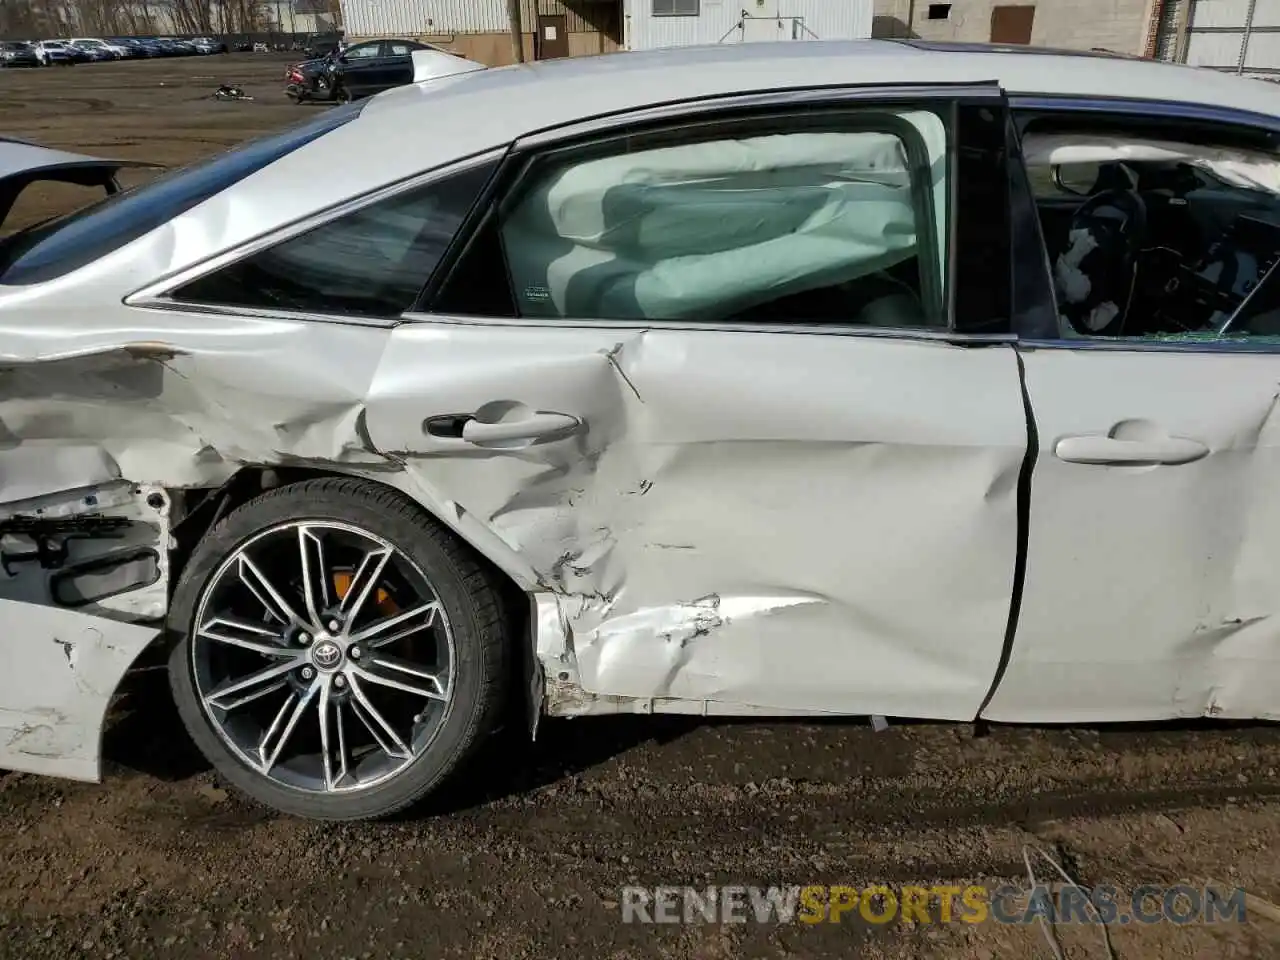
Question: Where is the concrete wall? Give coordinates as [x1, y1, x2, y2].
[871, 0, 1157, 56]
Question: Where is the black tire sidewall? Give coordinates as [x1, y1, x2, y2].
[168, 481, 501, 821]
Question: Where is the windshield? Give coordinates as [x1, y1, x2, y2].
[0, 101, 365, 286]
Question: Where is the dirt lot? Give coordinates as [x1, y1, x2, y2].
[2, 54, 1280, 960]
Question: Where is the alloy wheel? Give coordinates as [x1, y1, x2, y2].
[190, 521, 455, 794]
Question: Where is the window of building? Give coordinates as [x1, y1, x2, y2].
[927, 3, 952, 19]
[171, 160, 495, 318]
[653, 0, 699, 17]
[449, 109, 949, 328]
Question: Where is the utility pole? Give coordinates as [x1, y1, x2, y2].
[507, 0, 524, 62]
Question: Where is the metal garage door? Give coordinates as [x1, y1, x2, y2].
[1155, 0, 1278, 78]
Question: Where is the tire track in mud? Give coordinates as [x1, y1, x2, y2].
[0, 96, 114, 114]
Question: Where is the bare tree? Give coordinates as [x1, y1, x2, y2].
[0, 0, 41, 37]
[62, 0, 168, 35]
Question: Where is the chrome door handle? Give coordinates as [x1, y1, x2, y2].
[1054, 435, 1208, 465]
[460, 412, 581, 444]
[423, 410, 583, 446]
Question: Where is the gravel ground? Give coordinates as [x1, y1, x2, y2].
[1, 53, 1279, 960]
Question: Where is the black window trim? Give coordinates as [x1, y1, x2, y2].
[417, 83, 1018, 343]
[1008, 94, 1280, 353]
[126, 147, 509, 326]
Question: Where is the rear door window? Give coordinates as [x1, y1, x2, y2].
[491, 109, 949, 326]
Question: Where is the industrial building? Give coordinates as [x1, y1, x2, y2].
[339, 0, 875, 61]
[338, 0, 1279, 77]
[876, 0, 1277, 76]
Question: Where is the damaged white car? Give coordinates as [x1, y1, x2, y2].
[2, 40, 1280, 821]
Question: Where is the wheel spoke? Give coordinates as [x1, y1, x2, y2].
[317, 679, 351, 791]
[338, 547, 392, 623]
[348, 601, 440, 647]
[346, 672, 410, 759]
[355, 658, 446, 701]
[259, 681, 318, 774]
[197, 616, 294, 657]
[337, 697, 350, 784]
[203, 658, 302, 711]
[238, 554, 306, 629]
[297, 525, 331, 626]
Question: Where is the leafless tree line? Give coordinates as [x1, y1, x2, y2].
[0, 0, 343, 37]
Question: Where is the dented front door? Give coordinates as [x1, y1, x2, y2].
[364, 322, 1028, 719]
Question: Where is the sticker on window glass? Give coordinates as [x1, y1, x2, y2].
[544, 25, 557, 39]
[524, 285, 551, 303]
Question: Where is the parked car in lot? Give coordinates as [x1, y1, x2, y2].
[191, 36, 229, 54]
[1, 42, 1279, 823]
[60, 40, 94, 63]
[69, 39, 116, 61]
[70, 37, 126, 60]
[0, 41, 42, 67]
[325, 38, 456, 102]
[31, 40, 75, 65]
[102, 37, 141, 58]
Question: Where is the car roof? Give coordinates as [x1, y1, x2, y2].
[309, 40, 1278, 199]
[361, 39, 1280, 133]
[151, 39, 1280, 284]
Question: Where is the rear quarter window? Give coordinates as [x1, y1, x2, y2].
[0, 101, 365, 287]
[170, 160, 497, 319]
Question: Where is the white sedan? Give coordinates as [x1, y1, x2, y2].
[0, 41, 1277, 821]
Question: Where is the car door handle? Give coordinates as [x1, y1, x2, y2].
[1054, 435, 1209, 465]
[462, 412, 580, 443]
[425, 411, 582, 445]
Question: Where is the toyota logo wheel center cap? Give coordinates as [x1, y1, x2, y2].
[311, 640, 344, 670]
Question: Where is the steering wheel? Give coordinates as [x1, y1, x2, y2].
[1061, 188, 1148, 335]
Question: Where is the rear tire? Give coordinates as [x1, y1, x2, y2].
[167, 478, 511, 821]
